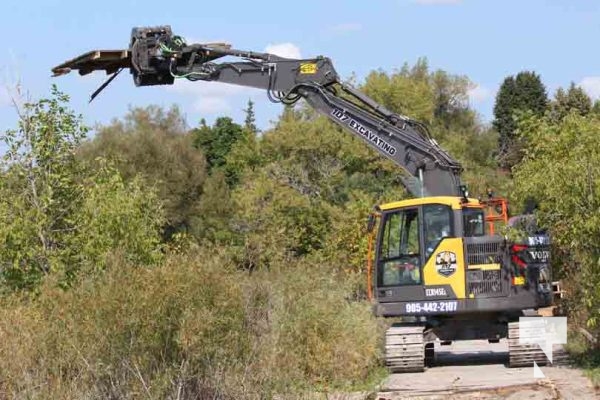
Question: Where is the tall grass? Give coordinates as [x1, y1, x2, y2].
[0, 249, 383, 399]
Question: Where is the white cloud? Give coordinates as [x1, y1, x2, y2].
[264, 43, 302, 59]
[579, 77, 600, 100]
[468, 84, 494, 104]
[330, 23, 363, 34]
[168, 79, 259, 114]
[413, 0, 461, 4]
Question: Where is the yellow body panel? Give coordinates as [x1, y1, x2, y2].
[513, 276, 525, 285]
[422, 238, 466, 299]
[379, 196, 482, 211]
[467, 263, 501, 270]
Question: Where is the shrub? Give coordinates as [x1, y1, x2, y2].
[0, 249, 383, 399]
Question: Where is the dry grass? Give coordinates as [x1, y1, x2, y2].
[0, 249, 383, 399]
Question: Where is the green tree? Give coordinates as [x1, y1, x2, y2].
[244, 99, 258, 134]
[430, 69, 472, 128]
[592, 99, 600, 116]
[68, 161, 164, 273]
[192, 117, 244, 171]
[0, 86, 87, 288]
[0, 87, 164, 290]
[550, 82, 592, 121]
[512, 112, 600, 327]
[361, 59, 435, 124]
[79, 105, 206, 239]
[493, 71, 548, 169]
[193, 170, 234, 243]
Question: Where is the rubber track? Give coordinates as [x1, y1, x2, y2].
[385, 325, 425, 373]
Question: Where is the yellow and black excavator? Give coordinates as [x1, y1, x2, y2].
[52, 26, 553, 372]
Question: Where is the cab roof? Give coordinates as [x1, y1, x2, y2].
[378, 196, 482, 211]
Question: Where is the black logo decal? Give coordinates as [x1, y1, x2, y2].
[435, 251, 457, 277]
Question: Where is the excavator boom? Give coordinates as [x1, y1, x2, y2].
[52, 25, 463, 197]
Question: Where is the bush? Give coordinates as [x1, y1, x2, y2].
[0, 249, 383, 399]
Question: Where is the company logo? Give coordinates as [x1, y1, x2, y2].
[529, 250, 550, 263]
[435, 251, 457, 277]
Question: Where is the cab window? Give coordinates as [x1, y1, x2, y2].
[463, 208, 485, 237]
[378, 208, 421, 286]
[423, 204, 453, 259]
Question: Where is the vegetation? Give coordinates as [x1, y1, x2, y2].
[0, 250, 382, 399]
[0, 87, 164, 291]
[513, 110, 600, 328]
[565, 331, 600, 388]
[0, 58, 599, 397]
[493, 71, 548, 169]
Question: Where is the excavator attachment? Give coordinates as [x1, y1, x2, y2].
[52, 26, 232, 100]
[51, 50, 130, 77]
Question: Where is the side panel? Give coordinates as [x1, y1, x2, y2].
[422, 238, 466, 299]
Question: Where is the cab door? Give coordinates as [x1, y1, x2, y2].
[375, 203, 466, 303]
[421, 204, 466, 299]
[375, 207, 424, 303]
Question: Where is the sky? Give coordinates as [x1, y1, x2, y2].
[2, 0, 600, 133]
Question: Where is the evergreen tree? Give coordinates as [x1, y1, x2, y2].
[493, 71, 548, 169]
[244, 99, 258, 134]
[192, 117, 244, 171]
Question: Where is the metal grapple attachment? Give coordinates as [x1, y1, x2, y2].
[51, 25, 231, 100]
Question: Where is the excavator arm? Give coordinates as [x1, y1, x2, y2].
[52, 25, 463, 197]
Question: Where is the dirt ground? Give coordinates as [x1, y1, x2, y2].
[376, 339, 598, 400]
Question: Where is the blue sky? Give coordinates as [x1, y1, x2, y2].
[2, 0, 600, 132]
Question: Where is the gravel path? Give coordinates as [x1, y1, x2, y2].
[377, 339, 597, 400]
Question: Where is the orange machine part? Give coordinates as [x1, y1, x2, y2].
[366, 214, 379, 301]
[483, 197, 509, 234]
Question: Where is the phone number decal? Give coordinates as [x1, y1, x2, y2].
[405, 301, 458, 314]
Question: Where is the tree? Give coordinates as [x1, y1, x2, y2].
[193, 170, 234, 243]
[192, 117, 244, 171]
[361, 59, 435, 124]
[430, 69, 472, 128]
[0, 86, 87, 288]
[79, 106, 206, 239]
[512, 112, 600, 327]
[0, 87, 164, 290]
[493, 71, 548, 169]
[550, 82, 592, 121]
[592, 100, 600, 116]
[244, 99, 258, 134]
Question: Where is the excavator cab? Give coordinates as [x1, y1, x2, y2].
[370, 197, 484, 311]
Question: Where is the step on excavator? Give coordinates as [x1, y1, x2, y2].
[52, 26, 554, 372]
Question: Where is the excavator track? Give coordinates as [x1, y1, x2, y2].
[508, 320, 570, 368]
[508, 321, 549, 367]
[385, 325, 426, 373]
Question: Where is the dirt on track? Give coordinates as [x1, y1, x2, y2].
[376, 339, 598, 400]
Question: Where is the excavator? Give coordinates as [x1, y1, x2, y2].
[52, 26, 554, 372]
